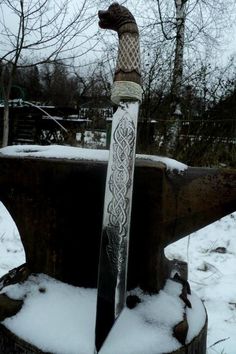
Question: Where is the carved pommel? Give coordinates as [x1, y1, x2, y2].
[98, 2, 142, 104]
[98, 2, 137, 33]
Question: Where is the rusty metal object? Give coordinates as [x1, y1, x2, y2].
[0, 263, 30, 291]
[130, 162, 236, 292]
[0, 294, 23, 322]
[171, 317, 208, 354]
[173, 314, 189, 346]
[0, 154, 235, 353]
[0, 156, 235, 293]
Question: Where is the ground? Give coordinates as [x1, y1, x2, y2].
[166, 212, 236, 354]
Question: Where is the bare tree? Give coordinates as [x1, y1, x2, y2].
[140, 0, 236, 152]
[171, 0, 187, 113]
[166, 0, 188, 151]
[0, 0, 97, 146]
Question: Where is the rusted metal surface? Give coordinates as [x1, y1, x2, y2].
[171, 316, 207, 354]
[1, 155, 232, 353]
[130, 161, 236, 292]
[0, 156, 105, 288]
[0, 155, 235, 293]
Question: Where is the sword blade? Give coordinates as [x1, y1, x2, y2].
[95, 101, 139, 352]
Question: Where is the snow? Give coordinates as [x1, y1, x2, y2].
[2, 275, 97, 354]
[186, 293, 206, 344]
[165, 212, 236, 354]
[0, 145, 187, 172]
[99, 281, 186, 354]
[1, 274, 205, 354]
[0, 203, 25, 278]
[173, 105, 182, 116]
[140, 154, 187, 172]
[0, 145, 109, 163]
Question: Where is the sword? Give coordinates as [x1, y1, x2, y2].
[95, 3, 142, 353]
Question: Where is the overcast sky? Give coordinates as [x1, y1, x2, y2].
[0, 0, 236, 69]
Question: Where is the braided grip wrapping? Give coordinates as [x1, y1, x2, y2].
[111, 81, 143, 105]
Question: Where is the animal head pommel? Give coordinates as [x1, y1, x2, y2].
[98, 2, 137, 32]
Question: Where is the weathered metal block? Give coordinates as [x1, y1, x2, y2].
[0, 155, 235, 293]
[0, 153, 234, 353]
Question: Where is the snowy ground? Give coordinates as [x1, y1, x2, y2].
[0, 204, 25, 278]
[166, 213, 236, 354]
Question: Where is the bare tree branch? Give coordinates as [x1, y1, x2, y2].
[0, 0, 97, 146]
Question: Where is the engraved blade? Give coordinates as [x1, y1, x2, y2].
[95, 101, 139, 353]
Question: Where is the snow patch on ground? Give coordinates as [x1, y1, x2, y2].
[0, 145, 187, 172]
[0, 203, 25, 278]
[166, 212, 236, 354]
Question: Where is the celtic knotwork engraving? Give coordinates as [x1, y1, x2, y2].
[106, 113, 135, 274]
[108, 114, 135, 235]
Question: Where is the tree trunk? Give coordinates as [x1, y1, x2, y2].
[167, 0, 187, 153]
[172, 0, 186, 106]
[2, 99, 10, 147]
[1, 66, 14, 147]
